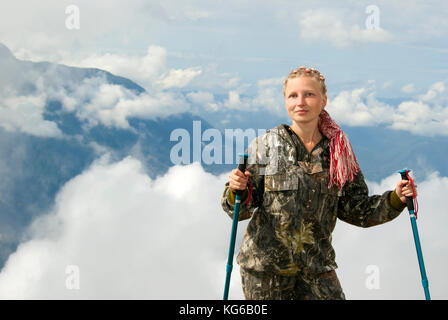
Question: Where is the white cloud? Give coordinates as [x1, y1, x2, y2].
[252, 77, 284, 114]
[382, 80, 394, 89]
[0, 90, 62, 138]
[257, 77, 283, 88]
[420, 81, 445, 102]
[390, 81, 448, 136]
[224, 91, 251, 111]
[187, 91, 214, 105]
[215, 77, 285, 114]
[63, 45, 199, 92]
[297, 8, 393, 47]
[327, 81, 448, 136]
[334, 171, 448, 299]
[156, 67, 202, 89]
[47, 75, 192, 130]
[187, 91, 219, 112]
[0, 155, 446, 299]
[327, 86, 394, 126]
[68, 45, 168, 88]
[0, 155, 246, 299]
[401, 83, 415, 94]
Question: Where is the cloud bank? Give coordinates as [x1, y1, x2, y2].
[0, 66, 193, 136]
[327, 81, 448, 136]
[0, 156, 446, 299]
[0, 155, 246, 299]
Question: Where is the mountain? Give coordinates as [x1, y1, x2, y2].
[0, 44, 218, 268]
[0, 43, 145, 95]
[0, 43, 14, 60]
[343, 125, 448, 181]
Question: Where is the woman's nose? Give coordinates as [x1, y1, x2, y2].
[297, 94, 306, 105]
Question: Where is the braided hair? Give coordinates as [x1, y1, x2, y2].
[283, 66, 327, 96]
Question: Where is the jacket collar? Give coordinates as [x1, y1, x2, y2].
[272, 124, 328, 153]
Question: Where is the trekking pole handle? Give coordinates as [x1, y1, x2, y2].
[399, 169, 414, 212]
[235, 153, 249, 197]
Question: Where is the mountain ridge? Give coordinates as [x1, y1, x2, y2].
[0, 43, 216, 268]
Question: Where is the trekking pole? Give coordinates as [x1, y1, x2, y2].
[223, 153, 248, 300]
[398, 169, 430, 300]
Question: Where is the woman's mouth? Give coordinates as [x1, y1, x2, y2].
[295, 109, 308, 115]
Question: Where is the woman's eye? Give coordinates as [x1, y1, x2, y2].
[288, 93, 314, 98]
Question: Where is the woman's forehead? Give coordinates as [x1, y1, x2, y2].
[285, 77, 321, 91]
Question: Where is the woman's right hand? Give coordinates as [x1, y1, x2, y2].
[228, 168, 250, 192]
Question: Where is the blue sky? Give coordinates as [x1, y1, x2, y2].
[0, 0, 447, 299]
[1, 1, 447, 91]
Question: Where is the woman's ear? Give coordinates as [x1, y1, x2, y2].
[321, 95, 327, 110]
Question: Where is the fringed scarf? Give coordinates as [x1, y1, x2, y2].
[318, 109, 360, 190]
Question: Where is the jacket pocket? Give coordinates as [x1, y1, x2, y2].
[265, 174, 299, 192]
[263, 173, 299, 210]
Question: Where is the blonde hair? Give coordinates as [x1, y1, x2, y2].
[283, 66, 327, 96]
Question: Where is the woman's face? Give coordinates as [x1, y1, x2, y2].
[284, 76, 327, 126]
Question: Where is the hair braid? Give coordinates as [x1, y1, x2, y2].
[283, 66, 327, 96]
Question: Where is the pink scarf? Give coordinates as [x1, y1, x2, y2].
[318, 109, 360, 190]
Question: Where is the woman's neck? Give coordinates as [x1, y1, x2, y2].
[290, 121, 322, 151]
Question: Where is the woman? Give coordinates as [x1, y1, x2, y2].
[221, 66, 416, 300]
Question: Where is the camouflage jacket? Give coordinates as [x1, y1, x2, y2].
[221, 124, 405, 276]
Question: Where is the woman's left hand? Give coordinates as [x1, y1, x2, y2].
[395, 180, 418, 203]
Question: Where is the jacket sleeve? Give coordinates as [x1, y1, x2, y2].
[337, 170, 406, 228]
[221, 135, 267, 221]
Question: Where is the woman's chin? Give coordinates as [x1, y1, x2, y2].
[291, 115, 311, 123]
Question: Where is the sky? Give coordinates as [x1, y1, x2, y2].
[0, 0, 447, 299]
[1, 0, 447, 136]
